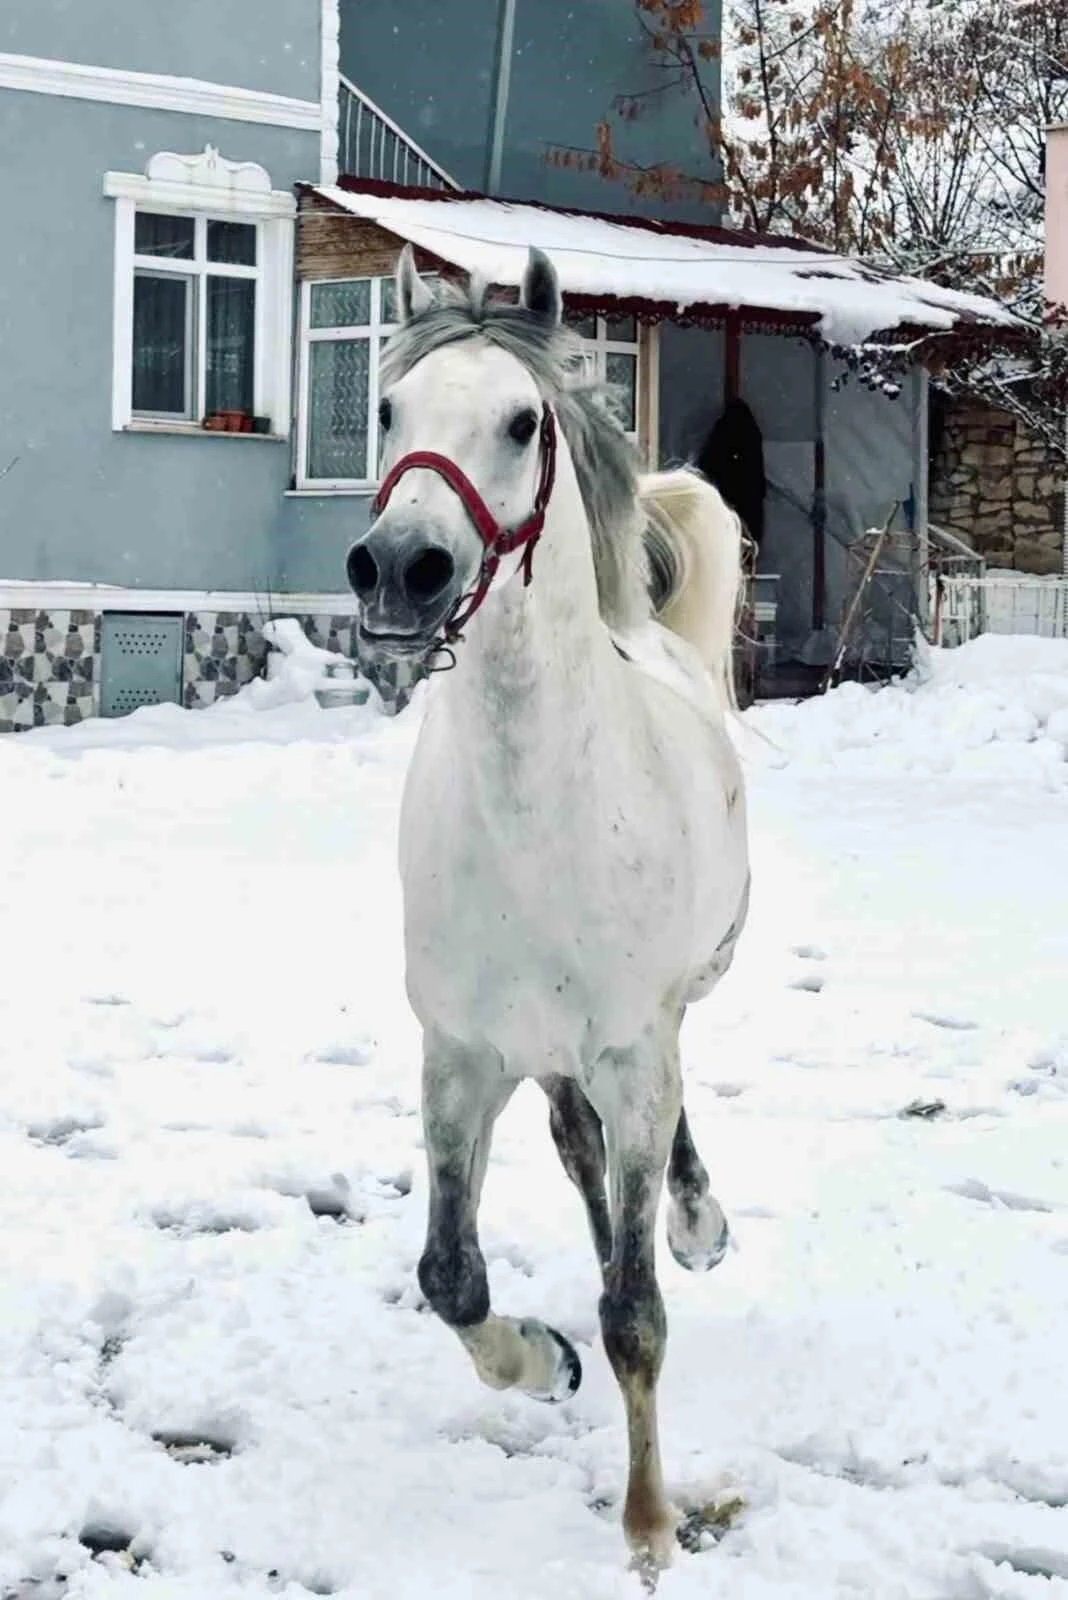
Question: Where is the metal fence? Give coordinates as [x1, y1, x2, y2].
[932, 573, 1068, 646]
[338, 77, 458, 191]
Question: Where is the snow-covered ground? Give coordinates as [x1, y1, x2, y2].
[2, 635, 1067, 1600]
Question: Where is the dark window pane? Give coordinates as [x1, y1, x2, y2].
[606, 352, 637, 432]
[206, 277, 255, 415]
[308, 340, 369, 479]
[132, 272, 191, 415]
[566, 312, 597, 337]
[135, 212, 194, 259]
[207, 220, 257, 266]
[379, 273, 439, 323]
[310, 280, 371, 328]
[605, 314, 637, 342]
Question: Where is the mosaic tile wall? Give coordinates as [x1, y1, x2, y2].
[0, 607, 360, 732]
[182, 611, 268, 711]
[182, 611, 359, 709]
[0, 609, 99, 733]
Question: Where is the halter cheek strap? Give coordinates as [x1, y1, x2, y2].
[370, 403, 557, 645]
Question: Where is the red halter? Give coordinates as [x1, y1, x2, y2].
[370, 404, 557, 644]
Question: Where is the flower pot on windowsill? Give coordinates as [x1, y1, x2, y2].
[203, 411, 253, 433]
[252, 416, 272, 435]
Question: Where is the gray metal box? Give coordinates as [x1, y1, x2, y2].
[100, 613, 184, 718]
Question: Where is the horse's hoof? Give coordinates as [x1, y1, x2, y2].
[667, 1196, 730, 1272]
[627, 1520, 677, 1589]
[519, 1319, 582, 1402]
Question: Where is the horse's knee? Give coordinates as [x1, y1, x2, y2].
[599, 1268, 666, 1384]
[418, 1235, 489, 1328]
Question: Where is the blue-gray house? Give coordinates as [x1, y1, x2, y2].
[0, 0, 1024, 731]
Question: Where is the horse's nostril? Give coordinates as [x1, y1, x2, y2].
[347, 544, 380, 599]
[403, 546, 455, 603]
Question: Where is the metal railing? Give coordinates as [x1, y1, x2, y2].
[933, 572, 1068, 645]
[338, 76, 458, 191]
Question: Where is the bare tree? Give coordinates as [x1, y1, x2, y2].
[549, 0, 1068, 458]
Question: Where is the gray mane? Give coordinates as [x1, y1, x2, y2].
[380, 276, 652, 631]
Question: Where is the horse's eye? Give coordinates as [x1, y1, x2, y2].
[378, 397, 393, 432]
[508, 408, 538, 445]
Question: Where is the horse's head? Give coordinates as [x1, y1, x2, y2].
[346, 247, 563, 699]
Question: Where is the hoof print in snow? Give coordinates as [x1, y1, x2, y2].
[973, 1545, 1068, 1583]
[304, 1186, 362, 1223]
[789, 973, 825, 993]
[379, 1169, 412, 1197]
[898, 1098, 947, 1120]
[269, 1171, 363, 1223]
[85, 994, 130, 1008]
[149, 1203, 263, 1236]
[675, 1495, 745, 1554]
[153, 1428, 236, 1464]
[791, 944, 827, 961]
[310, 1042, 372, 1067]
[78, 1518, 143, 1568]
[3, 1583, 72, 1600]
[27, 1116, 105, 1148]
[947, 1177, 1056, 1214]
[913, 1010, 978, 1032]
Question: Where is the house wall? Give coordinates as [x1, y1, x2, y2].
[0, 0, 321, 102]
[0, 90, 321, 591]
[657, 324, 725, 466]
[1046, 126, 1068, 311]
[341, 0, 722, 218]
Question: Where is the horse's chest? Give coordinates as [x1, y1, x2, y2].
[402, 823, 672, 1068]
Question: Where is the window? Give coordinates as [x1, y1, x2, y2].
[105, 146, 296, 436]
[131, 212, 258, 421]
[568, 313, 641, 438]
[297, 277, 397, 487]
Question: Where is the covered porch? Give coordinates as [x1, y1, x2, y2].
[294, 178, 1027, 688]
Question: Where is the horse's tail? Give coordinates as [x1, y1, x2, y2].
[640, 466, 746, 712]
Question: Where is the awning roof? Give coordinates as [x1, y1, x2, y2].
[306, 180, 1025, 353]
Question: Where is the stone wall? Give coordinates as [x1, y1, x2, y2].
[929, 400, 1064, 574]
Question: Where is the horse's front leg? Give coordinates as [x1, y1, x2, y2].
[417, 1028, 583, 1402]
[587, 1029, 681, 1575]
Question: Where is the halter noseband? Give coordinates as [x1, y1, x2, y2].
[370, 403, 557, 645]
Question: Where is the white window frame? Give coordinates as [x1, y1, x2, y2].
[129, 216, 261, 423]
[574, 314, 659, 467]
[296, 276, 396, 490]
[104, 146, 295, 437]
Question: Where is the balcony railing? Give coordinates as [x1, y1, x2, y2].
[338, 76, 458, 191]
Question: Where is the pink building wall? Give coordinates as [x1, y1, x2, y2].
[1046, 125, 1068, 310]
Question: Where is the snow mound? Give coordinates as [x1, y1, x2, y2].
[746, 635, 1068, 782]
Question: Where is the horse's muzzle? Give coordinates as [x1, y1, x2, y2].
[347, 527, 457, 630]
[346, 524, 460, 709]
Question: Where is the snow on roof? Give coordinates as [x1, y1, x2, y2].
[311, 183, 1024, 350]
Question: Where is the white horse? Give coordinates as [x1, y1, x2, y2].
[346, 246, 750, 1573]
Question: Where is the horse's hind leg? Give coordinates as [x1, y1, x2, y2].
[417, 1029, 582, 1403]
[666, 1106, 730, 1272]
[545, 1075, 613, 1271]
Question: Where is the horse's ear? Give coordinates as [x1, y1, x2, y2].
[396, 245, 434, 322]
[520, 248, 562, 327]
